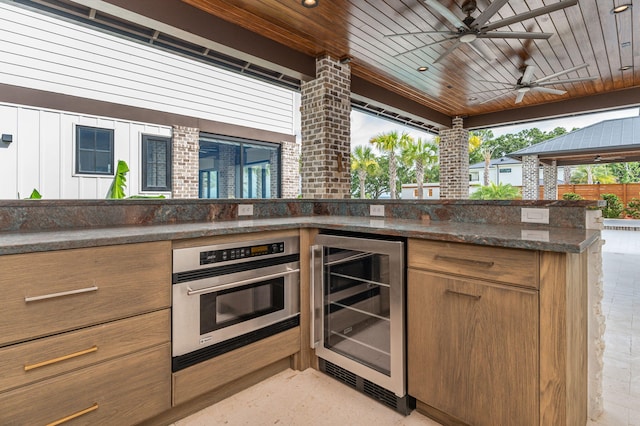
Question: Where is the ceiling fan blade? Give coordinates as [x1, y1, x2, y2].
[482, 0, 579, 32]
[537, 76, 598, 86]
[477, 79, 514, 86]
[472, 0, 511, 28]
[531, 87, 567, 95]
[392, 36, 459, 57]
[471, 87, 514, 95]
[521, 65, 536, 85]
[468, 40, 496, 62]
[534, 63, 589, 83]
[515, 91, 526, 104]
[384, 30, 454, 38]
[424, 0, 466, 30]
[477, 31, 553, 40]
[434, 39, 463, 63]
[479, 90, 513, 104]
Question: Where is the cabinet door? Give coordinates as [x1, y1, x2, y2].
[408, 270, 539, 426]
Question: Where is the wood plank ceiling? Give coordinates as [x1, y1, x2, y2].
[181, 0, 639, 127]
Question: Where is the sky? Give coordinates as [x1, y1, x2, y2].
[351, 107, 640, 151]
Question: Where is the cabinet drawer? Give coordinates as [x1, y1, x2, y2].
[0, 241, 171, 346]
[0, 309, 169, 393]
[0, 343, 171, 425]
[408, 239, 539, 288]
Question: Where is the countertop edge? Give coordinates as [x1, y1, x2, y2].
[0, 217, 600, 256]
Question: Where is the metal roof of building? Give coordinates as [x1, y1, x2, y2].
[469, 156, 521, 169]
[508, 115, 640, 166]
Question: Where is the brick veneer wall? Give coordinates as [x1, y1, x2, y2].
[439, 117, 469, 199]
[522, 154, 539, 200]
[300, 55, 351, 199]
[543, 160, 558, 200]
[172, 125, 199, 198]
[281, 138, 300, 198]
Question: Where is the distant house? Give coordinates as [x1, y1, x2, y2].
[469, 157, 566, 186]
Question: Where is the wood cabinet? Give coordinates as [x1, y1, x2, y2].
[0, 242, 172, 425]
[407, 239, 587, 426]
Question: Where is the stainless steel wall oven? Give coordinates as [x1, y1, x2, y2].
[172, 236, 299, 372]
[311, 232, 413, 414]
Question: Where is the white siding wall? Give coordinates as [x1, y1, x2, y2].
[0, 102, 171, 199]
[0, 2, 296, 135]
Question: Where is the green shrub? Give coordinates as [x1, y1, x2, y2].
[562, 192, 583, 201]
[601, 193, 624, 218]
[625, 197, 640, 219]
[470, 183, 521, 200]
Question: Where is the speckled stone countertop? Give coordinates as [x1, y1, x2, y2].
[0, 215, 600, 256]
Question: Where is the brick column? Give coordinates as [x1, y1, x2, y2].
[172, 125, 199, 198]
[281, 138, 301, 198]
[300, 55, 351, 198]
[522, 154, 539, 200]
[563, 165, 572, 184]
[543, 160, 558, 200]
[439, 117, 469, 199]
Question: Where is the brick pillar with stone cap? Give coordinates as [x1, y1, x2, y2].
[300, 55, 351, 198]
[172, 125, 199, 198]
[522, 154, 540, 200]
[439, 117, 469, 199]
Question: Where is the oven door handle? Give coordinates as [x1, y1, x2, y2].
[186, 269, 300, 296]
[310, 245, 323, 349]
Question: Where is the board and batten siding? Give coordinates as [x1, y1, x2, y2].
[0, 102, 172, 199]
[0, 2, 297, 135]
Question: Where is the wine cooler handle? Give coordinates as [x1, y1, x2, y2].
[310, 245, 323, 349]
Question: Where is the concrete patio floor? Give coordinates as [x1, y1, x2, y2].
[176, 227, 639, 426]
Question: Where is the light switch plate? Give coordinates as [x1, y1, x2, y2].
[370, 205, 385, 217]
[521, 207, 549, 224]
[238, 204, 254, 216]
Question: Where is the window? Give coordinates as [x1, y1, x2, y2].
[499, 168, 512, 174]
[199, 134, 280, 199]
[76, 126, 114, 175]
[142, 135, 172, 191]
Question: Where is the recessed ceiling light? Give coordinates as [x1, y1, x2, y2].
[301, 0, 318, 8]
[611, 4, 631, 13]
[468, 97, 478, 101]
[417, 66, 429, 72]
[620, 65, 632, 71]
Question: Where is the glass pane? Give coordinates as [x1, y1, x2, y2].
[78, 150, 95, 173]
[77, 128, 95, 150]
[243, 143, 278, 199]
[146, 140, 167, 188]
[95, 130, 112, 151]
[95, 151, 112, 173]
[323, 248, 391, 375]
[199, 139, 241, 198]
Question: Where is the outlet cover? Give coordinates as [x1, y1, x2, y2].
[370, 205, 385, 217]
[238, 204, 254, 216]
[521, 207, 549, 224]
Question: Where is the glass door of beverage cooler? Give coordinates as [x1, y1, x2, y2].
[311, 234, 405, 396]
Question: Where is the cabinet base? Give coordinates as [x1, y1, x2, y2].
[318, 358, 415, 415]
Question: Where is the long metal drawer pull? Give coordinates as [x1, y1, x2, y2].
[187, 269, 300, 296]
[445, 289, 482, 300]
[24, 286, 99, 303]
[46, 403, 99, 426]
[434, 255, 495, 268]
[24, 345, 98, 371]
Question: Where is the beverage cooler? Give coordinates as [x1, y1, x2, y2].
[311, 233, 412, 414]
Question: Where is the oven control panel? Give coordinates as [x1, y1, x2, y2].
[199, 241, 285, 265]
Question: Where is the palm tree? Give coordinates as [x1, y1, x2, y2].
[401, 138, 438, 199]
[351, 146, 379, 199]
[370, 131, 411, 199]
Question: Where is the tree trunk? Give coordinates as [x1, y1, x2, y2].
[416, 160, 424, 199]
[358, 169, 367, 199]
[483, 152, 491, 186]
[389, 151, 397, 199]
[586, 165, 594, 184]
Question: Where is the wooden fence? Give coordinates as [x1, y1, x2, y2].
[556, 184, 640, 204]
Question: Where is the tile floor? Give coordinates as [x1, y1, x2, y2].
[177, 229, 639, 426]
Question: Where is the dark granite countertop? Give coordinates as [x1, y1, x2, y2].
[0, 215, 600, 255]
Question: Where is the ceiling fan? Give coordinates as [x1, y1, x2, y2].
[387, 0, 578, 63]
[474, 63, 598, 104]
